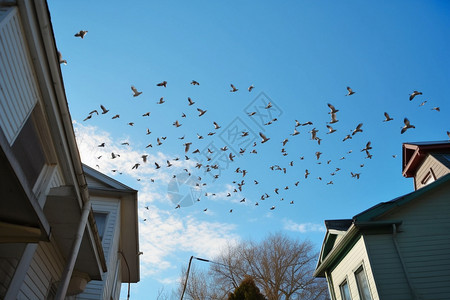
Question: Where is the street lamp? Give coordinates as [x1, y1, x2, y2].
[180, 256, 226, 300]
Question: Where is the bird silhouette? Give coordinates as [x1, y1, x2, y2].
[401, 118, 415, 134]
[230, 84, 238, 92]
[326, 125, 336, 134]
[100, 105, 109, 114]
[58, 51, 67, 65]
[352, 123, 363, 135]
[346, 86, 355, 96]
[327, 103, 339, 114]
[383, 112, 393, 122]
[409, 90, 422, 101]
[74, 30, 88, 38]
[259, 132, 270, 143]
[248, 85, 254, 92]
[191, 80, 200, 85]
[131, 86, 142, 97]
[197, 108, 207, 116]
[157, 81, 167, 87]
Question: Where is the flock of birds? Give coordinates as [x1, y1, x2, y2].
[64, 30, 448, 216]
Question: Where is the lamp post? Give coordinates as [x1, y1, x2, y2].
[180, 256, 226, 300]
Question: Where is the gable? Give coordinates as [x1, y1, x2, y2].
[83, 164, 136, 192]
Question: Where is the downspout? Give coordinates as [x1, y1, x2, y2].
[392, 224, 420, 300]
[54, 199, 91, 300]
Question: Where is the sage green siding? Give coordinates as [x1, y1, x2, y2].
[367, 182, 450, 300]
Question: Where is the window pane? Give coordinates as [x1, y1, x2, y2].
[340, 281, 351, 300]
[355, 266, 372, 300]
[94, 212, 108, 239]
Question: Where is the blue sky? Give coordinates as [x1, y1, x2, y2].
[48, 1, 450, 299]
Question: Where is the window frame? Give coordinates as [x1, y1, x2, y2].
[93, 211, 109, 241]
[421, 169, 436, 186]
[339, 277, 352, 300]
[353, 264, 372, 300]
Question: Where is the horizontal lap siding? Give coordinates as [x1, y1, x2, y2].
[0, 7, 40, 145]
[17, 239, 65, 299]
[331, 237, 379, 300]
[375, 183, 450, 299]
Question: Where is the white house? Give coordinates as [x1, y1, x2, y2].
[314, 141, 450, 300]
[0, 0, 140, 299]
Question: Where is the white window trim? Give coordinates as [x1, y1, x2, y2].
[339, 276, 352, 300]
[353, 262, 372, 300]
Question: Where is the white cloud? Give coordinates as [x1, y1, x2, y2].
[283, 219, 326, 233]
[138, 206, 239, 277]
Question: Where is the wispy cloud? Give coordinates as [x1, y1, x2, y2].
[282, 219, 326, 233]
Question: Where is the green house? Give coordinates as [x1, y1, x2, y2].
[314, 141, 450, 300]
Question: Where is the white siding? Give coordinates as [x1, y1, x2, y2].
[330, 236, 379, 300]
[374, 183, 450, 300]
[76, 197, 121, 300]
[17, 239, 65, 300]
[0, 7, 40, 145]
[415, 155, 450, 190]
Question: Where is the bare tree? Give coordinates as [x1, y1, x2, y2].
[178, 233, 329, 300]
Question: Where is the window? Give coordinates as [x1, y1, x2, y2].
[339, 280, 351, 300]
[355, 266, 372, 300]
[421, 171, 435, 186]
[93, 212, 108, 240]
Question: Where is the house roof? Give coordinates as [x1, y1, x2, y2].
[402, 141, 450, 177]
[83, 164, 140, 283]
[355, 173, 450, 222]
[314, 173, 450, 277]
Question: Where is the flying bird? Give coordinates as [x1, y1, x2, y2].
[305, 169, 310, 178]
[183, 143, 192, 153]
[291, 128, 300, 136]
[213, 122, 221, 129]
[191, 80, 200, 85]
[361, 141, 372, 152]
[155, 162, 161, 169]
[197, 108, 207, 116]
[173, 120, 181, 127]
[431, 107, 440, 112]
[142, 112, 150, 117]
[157, 97, 165, 104]
[188, 97, 195, 106]
[343, 134, 352, 142]
[58, 51, 67, 65]
[156, 81, 167, 87]
[328, 112, 339, 124]
[383, 112, 393, 122]
[74, 30, 88, 39]
[248, 85, 254, 92]
[352, 123, 363, 135]
[346, 86, 355, 96]
[315, 151, 322, 160]
[112, 114, 120, 119]
[265, 102, 272, 109]
[131, 86, 142, 97]
[230, 84, 238, 92]
[326, 125, 336, 134]
[309, 128, 319, 140]
[327, 103, 339, 114]
[259, 132, 270, 143]
[409, 90, 422, 101]
[401, 118, 415, 134]
[100, 105, 109, 114]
